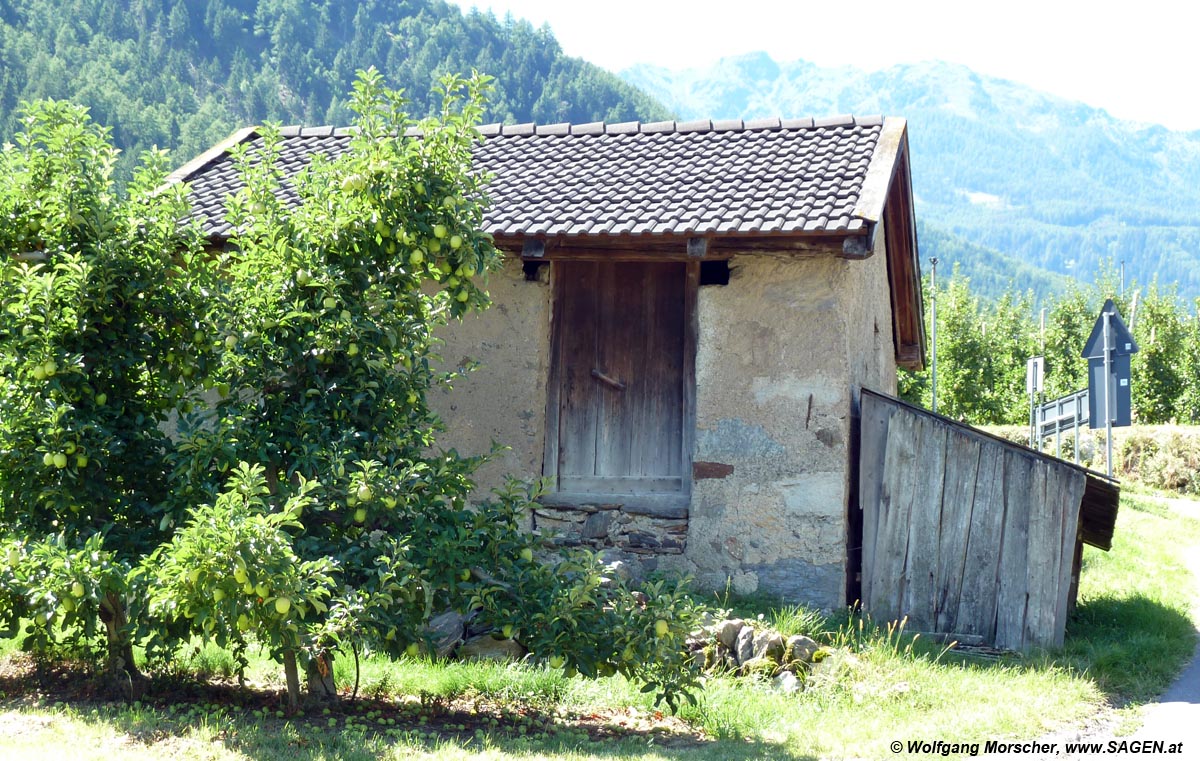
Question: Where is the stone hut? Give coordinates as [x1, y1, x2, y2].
[172, 116, 925, 610]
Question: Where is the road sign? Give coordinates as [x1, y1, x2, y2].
[1026, 357, 1044, 394]
[1082, 300, 1138, 477]
[1082, 300, 1137, 430]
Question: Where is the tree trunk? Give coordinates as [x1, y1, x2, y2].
[98, 591, 146, 698]
[283, 649, 301, 711]
[306, 649, 337, 701]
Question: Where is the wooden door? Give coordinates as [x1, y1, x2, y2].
[548, 260, 692, 499]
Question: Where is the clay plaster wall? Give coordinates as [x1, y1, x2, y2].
[430, 258, 550, 497]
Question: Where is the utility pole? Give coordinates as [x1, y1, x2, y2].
[930, 257, 938, 414]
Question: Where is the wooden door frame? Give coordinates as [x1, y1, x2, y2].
[540, 256, 698, 512]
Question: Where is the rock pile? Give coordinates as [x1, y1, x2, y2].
[686, 617, 826, 694]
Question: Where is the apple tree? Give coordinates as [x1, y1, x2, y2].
[0, 100, 212, 681]
[165, 68, 515, 701]
[164, 69, 703, 709]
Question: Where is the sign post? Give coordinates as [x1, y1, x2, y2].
[1082, 299, 1138, 477]
[1026, 356, 1044, 448]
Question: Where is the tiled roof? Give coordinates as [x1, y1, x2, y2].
[171, 116, 901, 242]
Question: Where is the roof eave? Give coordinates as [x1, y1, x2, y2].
[857, 117, 926, 371]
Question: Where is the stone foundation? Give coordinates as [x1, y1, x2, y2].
[531, 502, 688, 576]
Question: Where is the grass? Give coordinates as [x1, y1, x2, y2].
[1, 488, 1197, 760]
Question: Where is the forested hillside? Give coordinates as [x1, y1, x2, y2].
[0, 0, 669, 176]
[624, 54, 1200, 301]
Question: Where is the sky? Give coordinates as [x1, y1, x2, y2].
[451, 0, 1199, 131]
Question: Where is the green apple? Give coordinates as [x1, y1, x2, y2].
[234, 567, 249, 584]
[76, 454, 88, 468]
[548, 655, 564, 669]
[409, 249, 424, 266]
[323, 296, 337, 310]
[456, 289, 470, 303]
[255, 583, 270, 598]
[356, 484, 373, 502]
[433, 224, 447, 239]
[405, 642, 420, 658]
[654, 619, 670, 637]
[32, 364, 46, 381]
[237, 613, 251, 631]
[64, 442, 76, 455]
[71, 581, 85, 598]
[449, 234, 462, 250]
[52, 452, 68, 469]
[94, 392, 107, 406]
[354, 507, 367, 523]
[347, 343, 359, 356]
[295, 269, 311, 286]
[43, 452, 54, 467]
[462, 264, 476, 277]
[501, 624, 514, 639]
[242, 582, 255, 596]
[224, 335, 238, 350]
[213, 589, 226, 602]
[519, 548, 534, 563]
[459, 569, 471, 582]
[193, 329, 205, 344]
[6, 548, 18, 567]
[274, 597, 292, 614]
[42, 360, 57, 377]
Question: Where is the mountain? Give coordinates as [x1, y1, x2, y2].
[623, 53, 1200, 302]
[0, 0, 669, 177]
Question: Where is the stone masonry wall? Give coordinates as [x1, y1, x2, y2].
[662, 242, 896, 610]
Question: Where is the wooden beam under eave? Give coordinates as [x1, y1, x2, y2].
[839, 228, 875, 260]
[896, 343, 923, 371]
[496, 233, 848, 260]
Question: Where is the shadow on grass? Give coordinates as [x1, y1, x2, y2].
[1055, 593, 1198, 704]
[932, 593, 1197, 707]
[0, 656, 813, 761]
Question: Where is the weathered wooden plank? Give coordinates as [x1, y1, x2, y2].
[557, 261, 601, 480]
[934, 428, 982, 634]
[681, 262, 699, 497]
[1022, 459, 1054, 649]
[558, 475, 684, 494]
[955, 449, 1006, 640]
[857, 393, 894, 608]
[995, 452, 1033, 651]
[870, 407, 923, 620]
[639, 263, 686, 478]
[1052, 470, 1087, 646]
[901, 417, 948, 630]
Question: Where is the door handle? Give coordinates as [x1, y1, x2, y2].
[590, 368, 626, 391]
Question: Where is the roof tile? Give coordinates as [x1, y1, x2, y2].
[176, 117, 891, 242]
